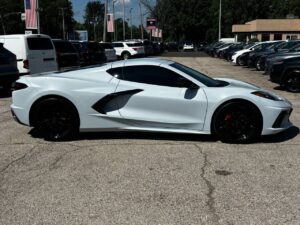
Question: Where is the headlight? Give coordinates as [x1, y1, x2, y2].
[252, 91, 282, 101]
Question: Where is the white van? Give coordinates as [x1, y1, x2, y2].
[0, 34, 58, 75]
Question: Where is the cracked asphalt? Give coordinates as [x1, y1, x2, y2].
[0, 52, 300, 225]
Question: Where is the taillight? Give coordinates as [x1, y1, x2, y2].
[12, 82, 28, 91]
[23, 59, 29, 69]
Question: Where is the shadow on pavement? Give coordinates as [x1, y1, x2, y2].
[260, 126, 299, 143]
[29, 126, 299, 144]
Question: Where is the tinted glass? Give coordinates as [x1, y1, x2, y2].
[171, 63, 228, 87]
[53, 41, 77, 53]
[99, 43, 113, 49]
[126, 42, 143, 47]
[122, 65, 185, 87]
[27, 37, 54, 50]
[87, 42, 103, 51]
[107, 67, 123, 77]
[112, 43, 124, 47]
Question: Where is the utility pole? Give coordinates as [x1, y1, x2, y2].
[60, 8, 66, 40]
[130, 8, 133, 39]
[122, 0, 125, 40]
[113, 0, 117, 41]
[103, 0, 108, 42]
[37, 0, 40, 34]
[139, 1, 144, 40]
[218, 0, 222, 41]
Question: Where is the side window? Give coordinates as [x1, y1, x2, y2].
[122, 65, 190, 87]
[107, 67, 123, 79]
[112, 43, 124, 48]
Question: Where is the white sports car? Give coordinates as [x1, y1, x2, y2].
[11, 58, 293, 143]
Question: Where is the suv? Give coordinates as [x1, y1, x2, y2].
[112, 41, 145, 60]
[0, 43, 19, 92]
[52, 40, 80, 71]
[99, 42, 117, 62]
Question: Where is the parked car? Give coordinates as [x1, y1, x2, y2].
[52, 40, 80, 71]
[256, 40, 300, 71]
[183, 42, 194, 51]
[165, 42, 179, 52]
[99, 42, 117, 62]
[70, 41, 106, 66]
[232, 41, 276, 66]
[0, 43, 19, 92]
[112, 41, 145, 60]
[0, 34, 58, 75]
[11, 58, 293, 143]
[268, 55, 300, 92]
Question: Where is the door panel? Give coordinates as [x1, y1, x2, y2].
[115, 80, 208, 131]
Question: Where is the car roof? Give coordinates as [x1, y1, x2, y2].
[111, 58, 174, 67]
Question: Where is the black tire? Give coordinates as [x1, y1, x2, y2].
[122, 52, 131, 60]
[284, 70, 300, 93]
[255, 58, 263, 71]
[213, 101, 262, 143]
[237, 57, 245, 66]
[31, 97, 79, 141]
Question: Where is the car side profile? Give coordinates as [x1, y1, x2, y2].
[11, 58, 293, 143]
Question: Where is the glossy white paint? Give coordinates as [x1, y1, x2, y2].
[11, 58, 293, 137]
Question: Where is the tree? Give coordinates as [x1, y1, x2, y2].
[84, 1, 104, 41]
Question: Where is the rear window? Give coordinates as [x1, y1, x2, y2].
[100, 43, 113, 49]
[126, 42, 143, 47]
[27, 37, 54, 50]
[53, 41, 77, 53]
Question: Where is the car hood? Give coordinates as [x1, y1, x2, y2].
[215, 78, 260, 90]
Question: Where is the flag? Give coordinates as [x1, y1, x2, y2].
[147, 18, 156, 30]
[107, 14, 114, 33]
[24, 0, 37, 29]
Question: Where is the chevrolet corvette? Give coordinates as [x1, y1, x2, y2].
[11, 58, 293, 143]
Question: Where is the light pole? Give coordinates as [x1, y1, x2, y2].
[37, 0, 40, 34]
[122, 0, 126, 40]
[139, 1, 144, 40]
[218, 0, 222, 41]
[59, 8, 66, 40]
[113, 0, 117, 41]
[103, 0, 108, 42]
[130, 8, 133, 39]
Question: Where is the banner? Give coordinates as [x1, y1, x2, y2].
[107, 13, 114, 33]
[24, 0, 37, 29]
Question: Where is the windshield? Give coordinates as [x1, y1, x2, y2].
[170, 63, 228, 87]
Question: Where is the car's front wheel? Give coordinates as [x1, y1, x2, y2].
[284, 70, 300, 93]
[31, 97, 79, 141]
[213, 101, 262, 143]
[122, 52, 131, 60]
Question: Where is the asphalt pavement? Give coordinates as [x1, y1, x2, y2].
[0, 52, 299, 225]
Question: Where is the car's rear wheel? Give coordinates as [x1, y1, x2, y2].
[213, 101, 262, 143]
[122, 52, 131, 60]
[284, 70, 300, 93]
[31, 97, 79, 141]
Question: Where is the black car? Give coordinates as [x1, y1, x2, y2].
[247, 41, 284, 68]
[165, 42, 179, 52]
[0, 43, 19, 92]
[269, 55, 300, 92]
[257, 40, 300, 71]
[71, 41, 106, 66]
[52, 40, 80, 71]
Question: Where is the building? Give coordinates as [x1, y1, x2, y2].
[232, 19, 300, 42]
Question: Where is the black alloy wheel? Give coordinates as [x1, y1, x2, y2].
[284, 71, 300, 93]
[32, 98, 79, 141]
[122, 52, 131, 60]
[237, 57, 245, 66]
[213, 102, 262, 143]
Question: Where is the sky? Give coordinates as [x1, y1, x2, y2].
[71, 0, 152, 26]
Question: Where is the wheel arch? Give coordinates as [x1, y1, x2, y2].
[29, 94, 80, 127]
[210, 98, 263, 135]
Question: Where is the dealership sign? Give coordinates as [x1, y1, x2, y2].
[147, 18, 156, 30]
